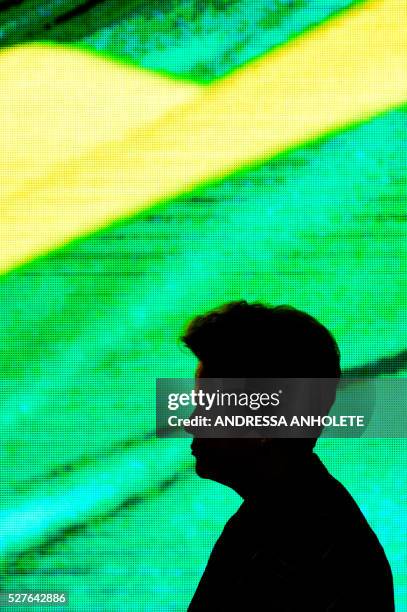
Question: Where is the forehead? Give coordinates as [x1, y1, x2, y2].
[195, 362, 203, 377]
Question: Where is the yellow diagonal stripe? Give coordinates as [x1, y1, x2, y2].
[0, 43, 201, 198]
[1, 0, 406, 275]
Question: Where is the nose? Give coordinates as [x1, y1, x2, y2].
[183, 421, 195, 436]
[184, 401, 209, 437]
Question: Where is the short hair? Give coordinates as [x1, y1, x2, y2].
[181, 301, 340, 453]
[181, 300, 341, 379]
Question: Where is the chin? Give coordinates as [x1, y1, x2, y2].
[194, 458, 211, 478]
[194, 457, 222, 482]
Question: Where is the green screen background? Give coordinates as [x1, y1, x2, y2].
[0, 1, 405, 610]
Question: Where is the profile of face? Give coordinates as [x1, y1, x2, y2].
[189, 362, 266, 487]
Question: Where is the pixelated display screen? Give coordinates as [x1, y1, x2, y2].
[0, 1, 405, 610]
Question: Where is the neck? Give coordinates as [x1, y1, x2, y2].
[231, 451, 319, 500]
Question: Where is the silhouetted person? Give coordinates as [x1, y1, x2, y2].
[181, 301, 395, 611]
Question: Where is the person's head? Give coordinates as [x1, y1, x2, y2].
[181, 301, 341, 493]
